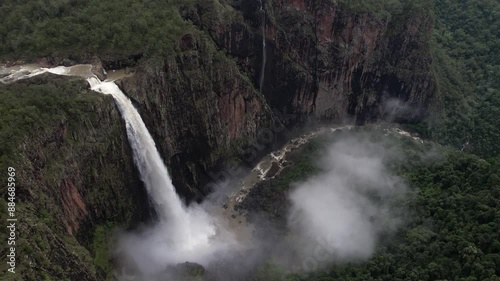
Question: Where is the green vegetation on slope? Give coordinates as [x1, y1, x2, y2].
[0, 76, 147, 280]
[427, 0, 500, 158]
[0, 77, 91, 170]
[0, 0, 193, 60]
[0, 77, 104, 279]
[434, 0, 499, 92]
[92, 223, 115, 280]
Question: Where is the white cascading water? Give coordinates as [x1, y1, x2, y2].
[259, 0, 267, 93]
[86, 76, 227, 271]
[87, 77, 188, 223]
[1, 65, 233, 272]
[3, 67, 193, 230]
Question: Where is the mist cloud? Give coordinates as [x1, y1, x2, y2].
[112, 132, 410, 280]
[382, 98, 423, 122]
[286, 135, 407, 268]
[113, 202, 241, 280]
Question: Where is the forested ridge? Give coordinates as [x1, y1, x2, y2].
[427, 0, 500, 158]
[0, 76, 148, 281]
[0, 0, 432, 60]
[0, 0, 193, 59]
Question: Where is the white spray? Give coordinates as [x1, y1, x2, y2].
[1, 65, 235, 273]
[86, 77, 233, 273]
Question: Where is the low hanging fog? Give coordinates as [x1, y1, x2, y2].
[284, 135, 407, 270]
[113, 131, 410, 280]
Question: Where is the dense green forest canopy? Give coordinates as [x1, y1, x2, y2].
[0, 0, 193, 59]
[0, 77, 101, 172]
[428, 0, 500, 158]
[248, 129, 500, 281]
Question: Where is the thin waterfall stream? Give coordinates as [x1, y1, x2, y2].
[259, 0, 267, 94]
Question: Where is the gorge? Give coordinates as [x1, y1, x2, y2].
[1, 64, 243, 276]
[0, 63, 415, 280]
[0, 0, 498, 280]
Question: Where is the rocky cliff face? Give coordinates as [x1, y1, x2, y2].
[239, 0, 435, 123]
[118, 0, 435, 198]
[118, 31, 275, 200]
[1, 2, 436, 279]
[1, 76, 151, 281]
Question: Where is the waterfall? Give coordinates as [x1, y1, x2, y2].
[2, 67, 190, 226]
[1, 64, 233, 270]
[87, 77, 220, 256]
[86, 76, 225, 269]
[259, 0, 267, 94]
[87, 77, 187, 223]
